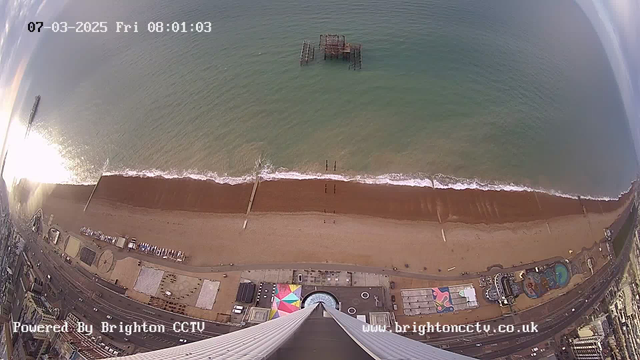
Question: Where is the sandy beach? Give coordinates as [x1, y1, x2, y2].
[12, 176, 633, 275]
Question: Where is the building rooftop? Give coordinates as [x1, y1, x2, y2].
[27, 292, 52, 316]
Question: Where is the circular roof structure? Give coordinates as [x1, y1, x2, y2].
[302, 291, 338, 309]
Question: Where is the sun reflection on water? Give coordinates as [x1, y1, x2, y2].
[2, 119, 73, 186]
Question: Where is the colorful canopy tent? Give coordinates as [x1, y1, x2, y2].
[431, 287, 455, 314]
[269, 284, 302, 319]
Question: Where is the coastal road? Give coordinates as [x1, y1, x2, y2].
[19, 224, 234, 353]
[28, 240, 196, 351]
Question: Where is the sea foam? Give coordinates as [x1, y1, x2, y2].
[101, 165, 628, 202]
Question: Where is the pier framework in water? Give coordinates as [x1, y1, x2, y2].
[299, 40, 315, 65]
[299, 34, 362, 70]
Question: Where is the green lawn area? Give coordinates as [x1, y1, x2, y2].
[613, 205, 636, 256]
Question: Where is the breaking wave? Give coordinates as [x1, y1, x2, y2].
[102, 164, 628, 201]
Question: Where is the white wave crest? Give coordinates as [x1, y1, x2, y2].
[102, 166, 628, 201]
[104, 169, 255, 185]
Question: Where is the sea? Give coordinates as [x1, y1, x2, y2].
[8, 0, 639, 198]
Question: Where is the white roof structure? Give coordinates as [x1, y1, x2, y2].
[113, 303, 474, 360]
[133, 267, 164, 296]
[195, 279, 220, 310]
[462, 286, 478, 308]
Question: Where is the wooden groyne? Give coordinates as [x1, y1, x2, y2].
[84, 159, 109, 212]
[243, 160, 262, 229]
[83, 175, 103, 212]
[246, 172, 260, 216]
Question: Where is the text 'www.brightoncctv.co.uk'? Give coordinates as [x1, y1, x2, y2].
[362, 322, 539, 336]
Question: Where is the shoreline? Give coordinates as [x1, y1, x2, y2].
[18, 175, 633, 225]
[101, 169, 632, 201]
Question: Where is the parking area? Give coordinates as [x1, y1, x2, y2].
[157, 273, 203, 307]
[255, 282, 276, 308]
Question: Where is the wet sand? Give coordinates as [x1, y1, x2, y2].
[21, 175, 632, 224]
[11, 176, 634, 274]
